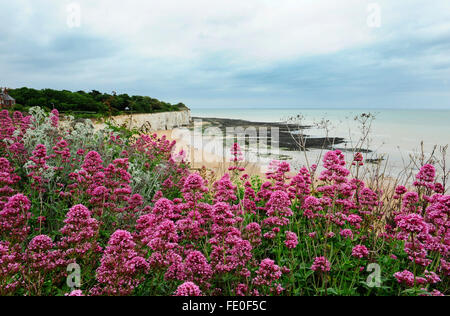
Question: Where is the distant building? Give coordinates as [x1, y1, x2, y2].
[0, 88, 15, 108]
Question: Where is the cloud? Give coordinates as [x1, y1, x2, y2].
[0, 0, 450, 108]
[77, 0, 375, 63]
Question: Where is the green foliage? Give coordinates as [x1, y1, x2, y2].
[8, 87, 188, 117]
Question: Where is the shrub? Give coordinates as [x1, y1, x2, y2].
[0, 108, 448, 296]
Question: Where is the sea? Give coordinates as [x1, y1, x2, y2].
[190, 107, 450, 177]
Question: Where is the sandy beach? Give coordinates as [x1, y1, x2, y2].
[154, 128, 266, 177]
[151, 116, 352, 178]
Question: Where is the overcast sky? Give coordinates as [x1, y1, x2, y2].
[1, 0, 450, 109]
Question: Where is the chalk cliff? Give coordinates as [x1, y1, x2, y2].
[96, 109, 191, 132]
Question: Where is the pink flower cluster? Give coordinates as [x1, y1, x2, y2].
[23, 235, 67, 295]
[284, 231, 298, 249]
[352, 245, 369, 259]
[252, 259, 284, 294]
[174, 282, 202, 296]
[0, 194, 31, 244]
[0, 108, 448, 296]
[311, 257, 331, 273]
[92, 230, 149, 296]
[229, 143, 245, 173]
[0, 241, 21, 295]
[59, 204, 100, 258]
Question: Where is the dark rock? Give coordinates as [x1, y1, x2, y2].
[192, 117, 345, 151]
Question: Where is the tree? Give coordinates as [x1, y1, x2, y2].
[7, 88, 186, 116]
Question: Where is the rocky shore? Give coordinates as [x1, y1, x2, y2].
[192, 117, 346, 151]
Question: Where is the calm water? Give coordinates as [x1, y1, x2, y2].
[191, 107, 450, 174]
